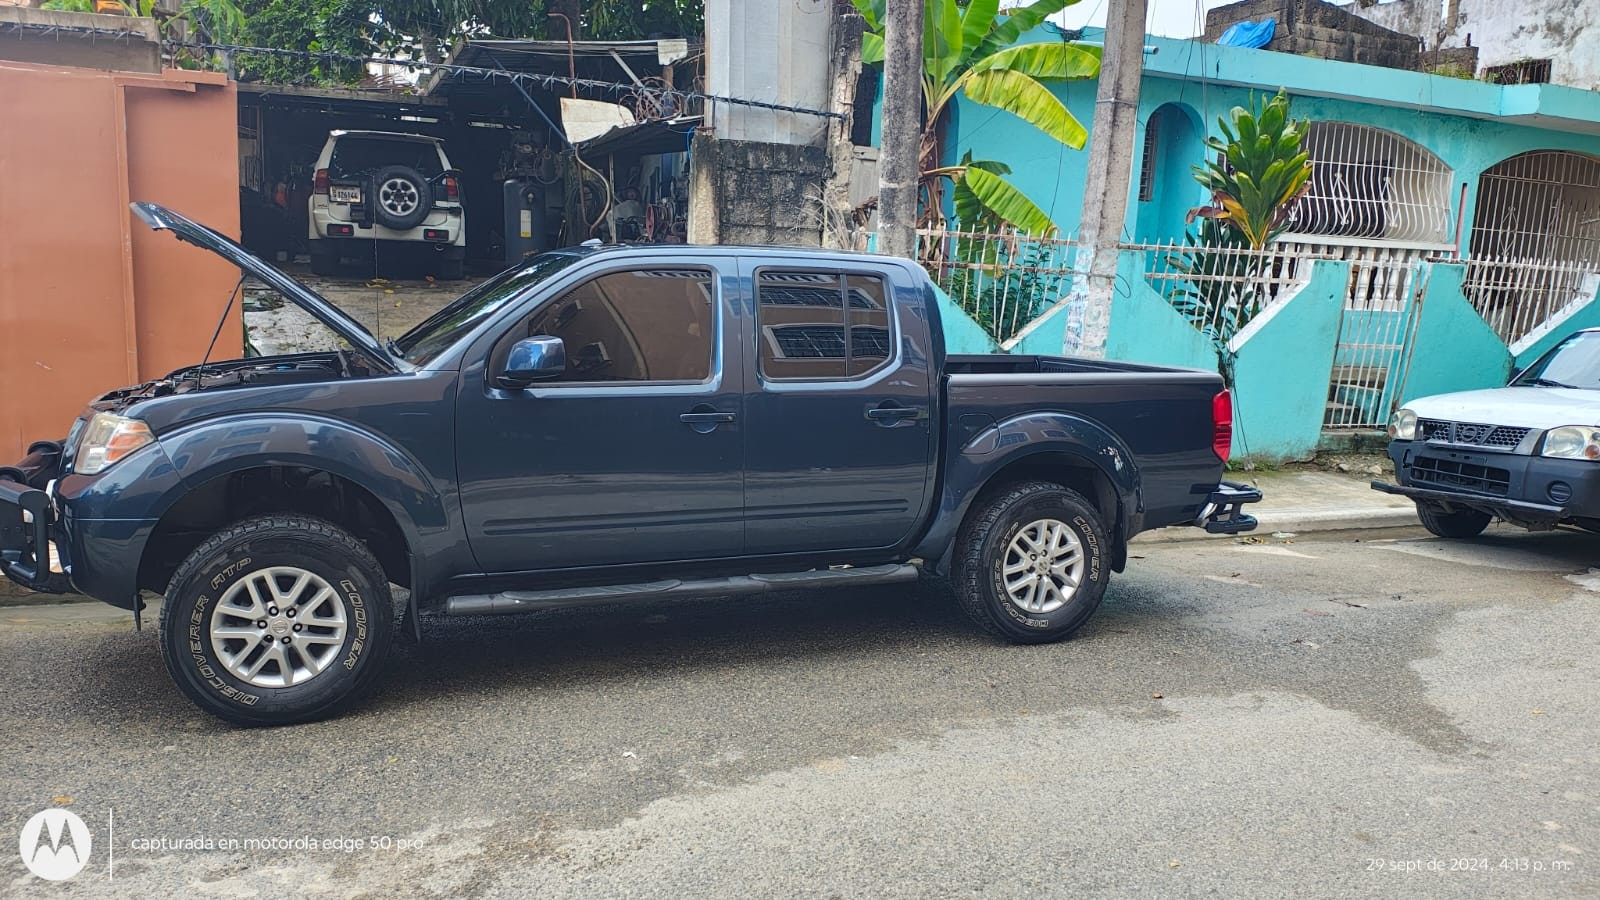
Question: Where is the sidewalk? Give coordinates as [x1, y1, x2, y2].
[1137, 467, 1418, 543]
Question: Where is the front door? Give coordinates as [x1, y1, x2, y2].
[739, 262, 936, 555]
[455, 260, 744, 573]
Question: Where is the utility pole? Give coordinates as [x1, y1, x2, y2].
[877, 0, 924, 260]
[1062, 0, 1148, 357]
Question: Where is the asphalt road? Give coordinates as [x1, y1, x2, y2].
[2, 525, 1598, 897]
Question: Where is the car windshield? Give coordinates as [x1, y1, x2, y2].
[330, 136, 444, 179]
[393, 253, 580, 365]
[1512, 331, 1600, 390]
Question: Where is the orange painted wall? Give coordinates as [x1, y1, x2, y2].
[0, 63, 239, 461]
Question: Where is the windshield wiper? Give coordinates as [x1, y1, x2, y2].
[1526, 377, 1581, 389]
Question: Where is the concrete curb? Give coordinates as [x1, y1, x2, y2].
[1135, 504, 1421, 543]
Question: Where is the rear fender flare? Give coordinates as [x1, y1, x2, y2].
[914, 411, 1141, 570]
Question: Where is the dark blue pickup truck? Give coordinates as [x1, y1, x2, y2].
[0, 203, 1257, 724]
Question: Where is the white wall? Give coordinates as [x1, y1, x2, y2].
[704, 0, 833, 145]
[1448, 0, 1600, 90]
[1344, 0, 1600, 90]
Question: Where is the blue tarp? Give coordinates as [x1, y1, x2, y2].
[1218, 18, 1275, 49]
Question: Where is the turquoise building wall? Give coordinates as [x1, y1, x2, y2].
[863, 17, 1600, 460]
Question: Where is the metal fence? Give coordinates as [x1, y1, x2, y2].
[1131, 239, 1319, 339]
[1281, 242, 1434, 429]
[914, 228, 1077, 345]
[1462, 255, 1600, 347]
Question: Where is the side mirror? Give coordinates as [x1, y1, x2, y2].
[497, 336, 566, 389]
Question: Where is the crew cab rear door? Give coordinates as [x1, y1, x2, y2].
[738, 258, 936, 554]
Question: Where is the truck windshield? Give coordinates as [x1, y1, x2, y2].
[393, 252, 579, 365]
[1513, 331, 1600, 390]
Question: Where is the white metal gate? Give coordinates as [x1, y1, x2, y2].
[1279, 241, 1432, 430]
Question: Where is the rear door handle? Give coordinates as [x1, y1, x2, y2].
[866, 403, 919, 423]
[680, 406, 737, 433]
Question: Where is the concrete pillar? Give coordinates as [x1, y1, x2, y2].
[704, 0, 833, 146]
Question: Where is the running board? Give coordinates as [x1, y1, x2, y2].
[444, 563, 921, 616]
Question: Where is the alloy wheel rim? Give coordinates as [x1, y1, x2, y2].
[209, 566, 347, 688]
[1002, 518, 1084, 614]
[379, 178, 419, 215]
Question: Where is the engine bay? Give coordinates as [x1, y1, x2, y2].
[96, 351, 375, 403]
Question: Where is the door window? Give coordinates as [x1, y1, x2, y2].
[756, 270, 892, 380]
[495, 268, 715, 383]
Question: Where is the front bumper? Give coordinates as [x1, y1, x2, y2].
[4, 439, 182, 606]
[0, 479, 69, 592]
[1373, 439, 1600, 527]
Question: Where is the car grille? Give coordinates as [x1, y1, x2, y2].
[1408, 456, 1512, 496]
[1417, 419, 1530, 449]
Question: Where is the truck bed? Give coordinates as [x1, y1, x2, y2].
[943, 354, 1225, 536]
[944, 354, 1202, 376]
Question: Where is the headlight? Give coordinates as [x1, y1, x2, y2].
[1541, 426, 1600, 460]
[1387, 408, 1417, 441]
[75, 412, 154, 475]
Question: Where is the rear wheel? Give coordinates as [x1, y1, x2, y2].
[158, 515, 393, 726]
[1415, 501, 1492, 538]
[952, 480, 1111, 644]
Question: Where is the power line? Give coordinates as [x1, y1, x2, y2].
[166, 40, 844, 120]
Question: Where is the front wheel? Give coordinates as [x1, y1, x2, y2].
[158, 515, 393, 726]
[1415, 501, 1492, 538]
[952, 480, 1111, 644]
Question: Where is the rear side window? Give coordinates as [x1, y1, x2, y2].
[330, 137, 444, 178]
[757, 270, 892, 380]
[495, 268, 715, 383]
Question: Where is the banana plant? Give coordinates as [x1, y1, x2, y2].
[852, 0, 1100, 236]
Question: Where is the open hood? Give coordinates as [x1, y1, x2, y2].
[131, 202, 401, 373]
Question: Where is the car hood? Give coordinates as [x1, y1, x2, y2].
[131, 201, 401, 373]
[1407, 386, 1600, 429]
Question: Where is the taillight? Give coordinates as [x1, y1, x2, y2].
[444, 174, 459, 201]
[314, 168, 329, 194]
[1212, 389, 1233, 461]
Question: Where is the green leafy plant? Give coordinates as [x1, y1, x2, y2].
[852, 0, 1100, 236]
[1168, 90, 1312, 387]
[941, 232, 1069, 342]
[1189, 89, 1312, 250]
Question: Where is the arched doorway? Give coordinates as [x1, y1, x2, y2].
[1275, 123, 1454, 430]
[1465, 151, 1600, 344]
[1134, 102, 1203, 243]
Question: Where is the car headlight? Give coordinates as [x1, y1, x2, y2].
[75, 412, 154, 475]
[1541, 426, 1600, 460]
[1387, 408, 1417, 441]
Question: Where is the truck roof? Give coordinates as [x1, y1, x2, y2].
[565, 242, 914, 267]
[328, 130, 445, 144]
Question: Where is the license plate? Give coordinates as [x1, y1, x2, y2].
[330, 186, 362, 204]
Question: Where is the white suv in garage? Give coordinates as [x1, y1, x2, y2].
[307, 130, 466, 279]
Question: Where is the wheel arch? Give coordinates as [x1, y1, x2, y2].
[914, 412, 1141, 573]
[142, 414, 447, 594]
[139, 464, 414, 596]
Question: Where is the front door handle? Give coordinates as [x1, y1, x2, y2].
[866, 403, 920, 424]
[681, 405, 736, 433]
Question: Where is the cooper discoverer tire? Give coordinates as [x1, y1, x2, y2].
[1415, 501, 1492, 538]
[158, 514, 393, 726]
[952, 480, 1111, 644]
[370, 165, 433, 230]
